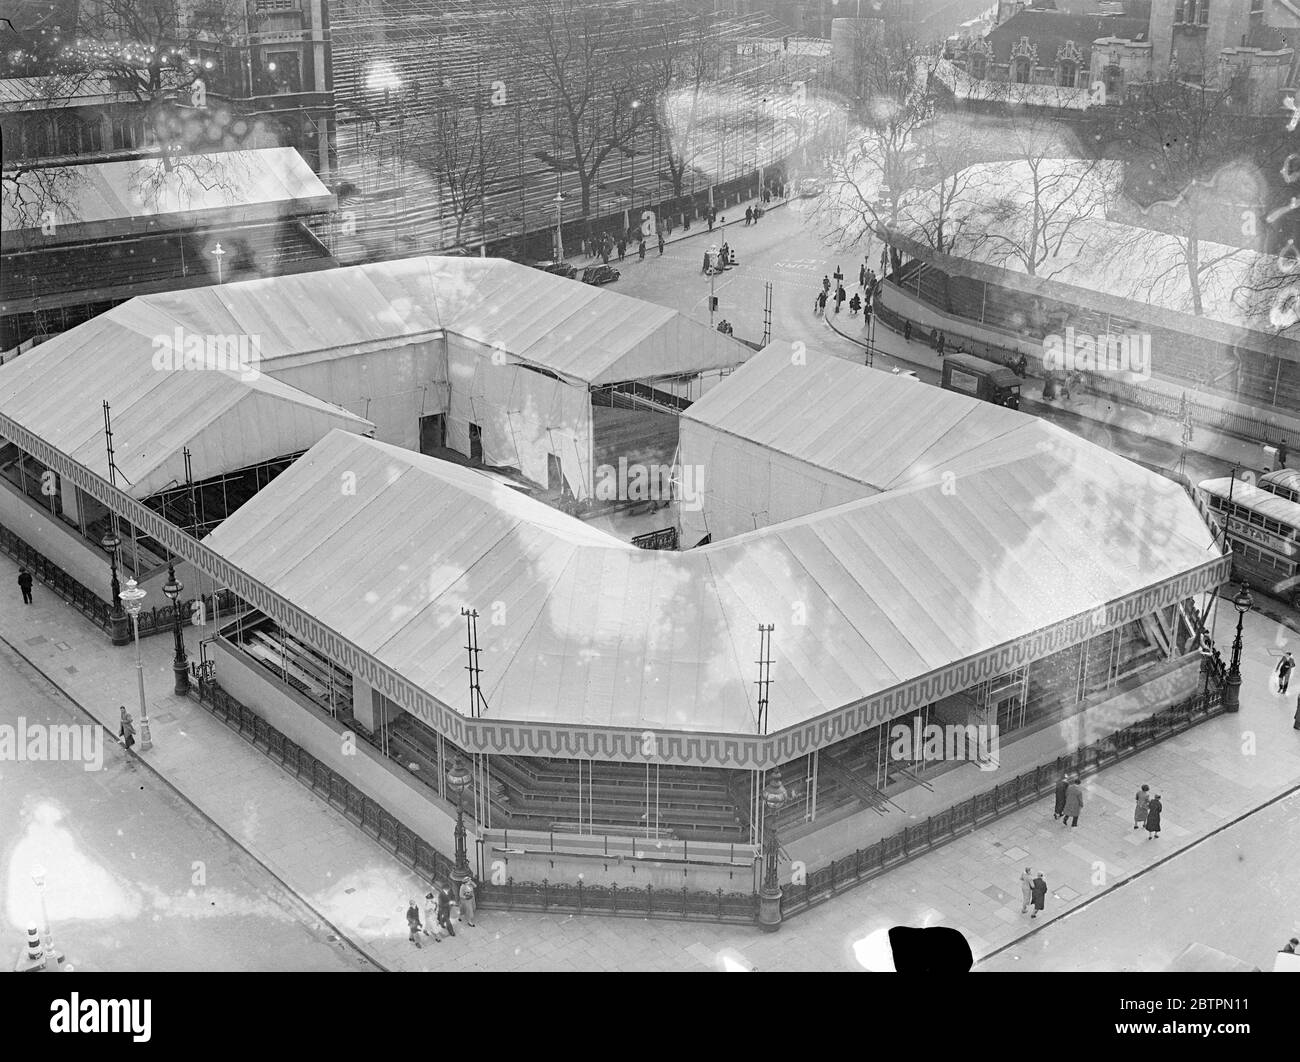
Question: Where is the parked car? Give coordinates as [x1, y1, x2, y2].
[581, 264, 620, 286]
[530, 260, 578, 279]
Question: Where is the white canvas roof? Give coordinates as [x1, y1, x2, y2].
[207, 427, 1219, 737]
[683, 342, 1039, 494]
[14, 256, 750, 385]
[2, 148, 334, 244]
[0, 316, 374, 499]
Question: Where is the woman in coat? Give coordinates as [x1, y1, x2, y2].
[1030, 874, 1047, 919]
[1133, 784, 1151, 830]
[1145, 795, 1163, 839]
[458, 879, 477, 927]
[1019, 868, 1034, 914]
[1062, 779, 1083, 827]
[436, 885, 456, 937]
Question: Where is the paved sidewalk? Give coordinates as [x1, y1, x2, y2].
[559, 191, 793, 273]
[4, 550, 1300, 971]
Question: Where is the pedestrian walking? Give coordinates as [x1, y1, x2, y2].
[406, 899, 423, 947]
[657, 232, 664, 256]
[617, 239, 626, 262]
[834, 285, 846, 314]
[1133, 784, 1151, 830]
[458, 879, 477, 926]
[707, 213, 714, 232]
[1019, 867, 1033, 914]
[422, 891, 442, 941]
[849, 293, 861, 316]
[903, 320, 912, 343]
[1053, 773, 1068, 819]
[1294, 693, 1300, 729]
[936, 331, 947, 357]
[817, 290, 827, 314]
[436, 884, 456, 937]
[1277, 651, 1295, 694]
[118, 707, 136, 752]
[18, 567, 33, 604]
[638, 240, 646, 261]
[1062, 778, 1083, 827]
[1145, 795, 1162, 838]
[859, 264, 866, 289]
[822, 275, 831, 294]
[1030, 873, 1047, 919]
[745, 206, 753, 225]
[601, 245, 610, 264]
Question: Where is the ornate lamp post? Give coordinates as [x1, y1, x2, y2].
[211, 241, 226, 283]
[446, 754, 474, 887]
[757, 767, 789, 932]
[162, 561, 189, 696]
[552, 191, 567, 262]
[707, 244, 719, 328]
[100, 530, 129, 646]
[1224, 583, 1252, 713]
[119, 577, 153, 750]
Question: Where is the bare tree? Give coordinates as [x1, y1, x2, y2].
[647, 10, 717, 200]
[508, 0, 656, 222]
[816, 26, 942, 273]
[410, 96, 510, 251]
[68, 0, 245, 171]
[964, 107, 1110, 280]
[1114, 69, 1268, 315]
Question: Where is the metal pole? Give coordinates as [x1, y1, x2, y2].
[133, 613, 152, 750]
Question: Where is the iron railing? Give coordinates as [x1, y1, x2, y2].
[0, 524, 240, 639]
[631, 527, 679, 551]
[779, 686, 1225, 920]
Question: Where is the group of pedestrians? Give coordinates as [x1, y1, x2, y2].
[405, 878, 477, 948]
[1019, 867, 1048, 919]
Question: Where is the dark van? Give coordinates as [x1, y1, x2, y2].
[941, 352, 1022, 410]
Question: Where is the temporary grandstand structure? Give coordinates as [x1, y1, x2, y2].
[0, 147, 337, 350]
[0, 321, 372, 593]
[11, 256, 750, 501]
[679, 341, 1044, 544]
[207, 420, 1222, 747]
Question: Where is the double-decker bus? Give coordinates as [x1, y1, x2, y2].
[1196, 474, 1300, 608]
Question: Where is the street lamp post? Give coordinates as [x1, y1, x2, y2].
[100, 530, 129, 645]
[162, 561, 188, 696]
[30, 864, 53, 967]
[1224, 583, 1252, 713]
[707, 244, 719, 328]
[119, 578, 152, 750]
[757, 768, 789, 932]
[446, 754, 474, 887]
[552, 191, 567, 262]
[211, 242, 225, 283]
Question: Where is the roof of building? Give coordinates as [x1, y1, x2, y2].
[1, 147, 335, 246]
[206, 375, 1220, 737]
[12, 256, 750, 386]
[0, 309, 375, 499]
[0, 74, 138, 112]
[682, 342, 1037, 494]
[987, 9, 1149, 61]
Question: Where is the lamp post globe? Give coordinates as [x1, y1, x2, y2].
[119, 578, 153, 750]
[446, 755, 474, 887]
[1225, 583, 1252, 713]
[162, 562, 189, 695]
[757, 768, 789, 932]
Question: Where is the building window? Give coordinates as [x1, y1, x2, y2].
[970, 54, 987, 78]
[1058, 60, 1078, 87]
[1013, 57, 1032, 83]
[264, 51, 302, 94]
[1198, 0, 1209, 22]
[1105, 65, 1124, 99]
[111, 116, 139, 151]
